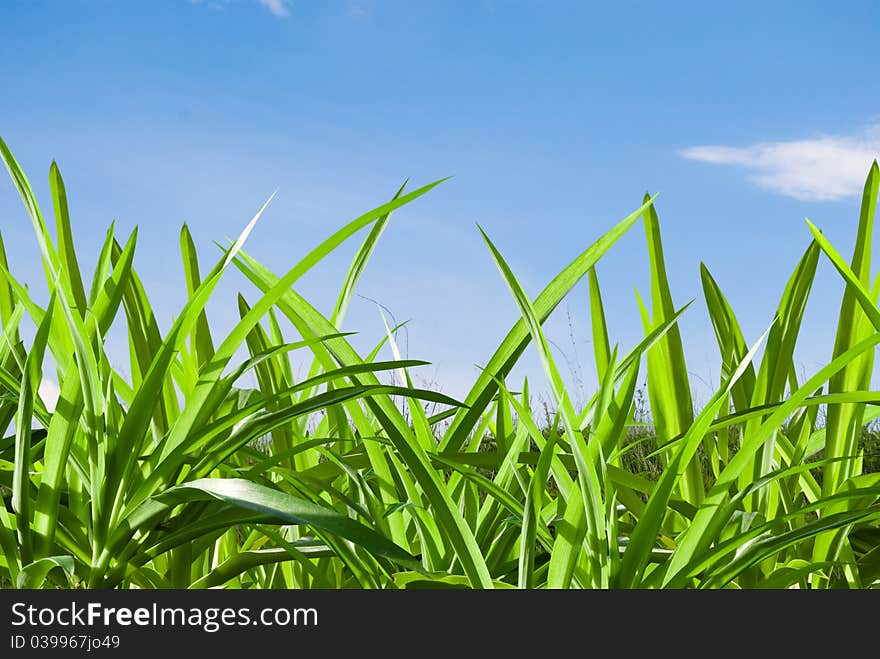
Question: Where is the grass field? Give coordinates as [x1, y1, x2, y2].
[2, 136, 879, 589]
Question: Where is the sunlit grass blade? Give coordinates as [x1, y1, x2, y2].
[13, 294, 56, 566]
[49, 162, 88, 318]
[588, 266, 611, 382]
[641, 193, 702, 506]
[180, 224, 216, 369]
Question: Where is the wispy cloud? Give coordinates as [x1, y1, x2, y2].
[680, 125, 880, 201]
[258, 0, 290, 17]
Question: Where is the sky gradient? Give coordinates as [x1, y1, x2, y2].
[2, 0, 879, 402]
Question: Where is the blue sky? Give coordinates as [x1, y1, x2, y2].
[1, 1, 879, 402]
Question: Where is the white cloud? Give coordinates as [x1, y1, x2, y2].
[38, 379, 60, 413]
[258, 0, 290, 17]
[680, 125, 880, 201]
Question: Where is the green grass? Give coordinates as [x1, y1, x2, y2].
[1, 135, 879, 589]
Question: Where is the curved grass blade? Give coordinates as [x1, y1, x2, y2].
[158, 478, 419, 568]
[16, 555, 76, 589]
